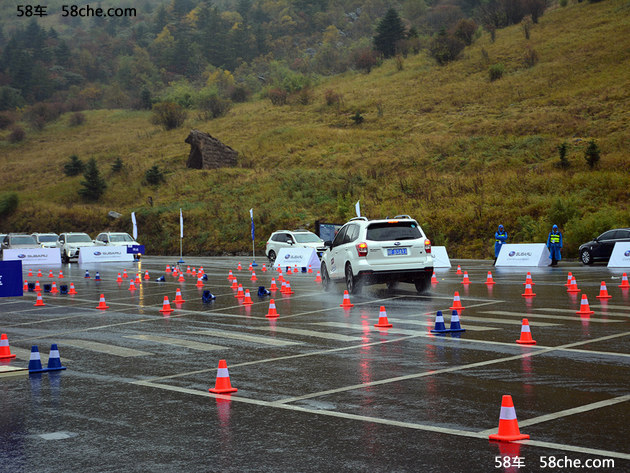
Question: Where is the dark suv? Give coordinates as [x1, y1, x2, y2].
[579, 228, 630, 265]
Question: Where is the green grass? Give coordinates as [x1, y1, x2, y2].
[1, 0, 629, 258]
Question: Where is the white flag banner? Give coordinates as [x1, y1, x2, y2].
[131, 212, 137, 240]
[355, 201, 361, 218]
[179, 209, 184, 239]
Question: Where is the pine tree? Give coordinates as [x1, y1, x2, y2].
[79, 158, 106, 201]
[374, 8, 406, 59]
[584, 140, 600, 169]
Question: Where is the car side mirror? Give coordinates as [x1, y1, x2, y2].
[287, 239, 294, 245]
[324, 240, 333, 248]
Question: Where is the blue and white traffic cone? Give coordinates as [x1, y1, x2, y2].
[95, 272, 101, 281]
[430, 311, 448, 334]
[84, 270, 90, 279]
[448, 310, 466, 333]
[28, 346, 46, 373]
[45, 344, 66, 371]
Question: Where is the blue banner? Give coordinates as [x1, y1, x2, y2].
[0, 260, 24, 297]
[126, 245, 146, 255]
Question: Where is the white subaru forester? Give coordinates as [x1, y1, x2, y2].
[320, 216, 433, 294]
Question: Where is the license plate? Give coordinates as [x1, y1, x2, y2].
[387, 248, 407, 256]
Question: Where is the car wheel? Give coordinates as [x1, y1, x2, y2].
[345, 263, 361, 295]
[580, 249, 593, 265]
[62, 251, 69, 264]
[414, 275, 431, 294]
[268, 250, 276, 263]
[320, 262, 331, 292]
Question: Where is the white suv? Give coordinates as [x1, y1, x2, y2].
[57, 232, 96, 263]
[265, 230, 326, 262]
[320, 216, 433, 294]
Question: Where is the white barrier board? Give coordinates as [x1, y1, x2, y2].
[607, 242, 630, 268]
[78, 246, 134, 264]
[2, 248, 61, 266]
[273, 248, 321, 271]
[494, 243, 550, 267]
[431, 246, 451, 268]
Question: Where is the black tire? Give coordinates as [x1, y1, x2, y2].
[320, 262, 331, 292]
[268, 250, 276, 263]
[345, 263, 362, 294]
[62, 251, 69, 264]
[580, 249, 593, 265]
[414, 275, 431, 294]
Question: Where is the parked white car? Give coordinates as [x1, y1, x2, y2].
[265, 230, 326, 263]
[57, 232, 96, 263]
[32, 233, 59, 248]
[94, 232, 142, 259]
[320, 216, 433, 294]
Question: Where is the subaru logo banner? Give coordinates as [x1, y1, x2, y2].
[0, 260, 23, 297]
[607, 242, 630, 268]
[2, 248, 62, 265]
[495, 243, 550, 267]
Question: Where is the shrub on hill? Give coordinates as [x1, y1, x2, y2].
[151, 102, 187, 130]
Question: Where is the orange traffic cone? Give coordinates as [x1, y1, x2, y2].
[34, 281, 41, 292]
[34, 292, 45, 307]
[488, 395, 530, 442]
[144, 271, 150, 280]
[462, 271, 470, 284]
[198, 266, 204, 275]
[191, 268, 197, 277]
[128, 279, 136, 291]
[174, 288, 186, 304]
[235, 284, 244, 299]
[227, 270, 234, 281]
[68, 283, 78, 295]
[266, 299, 278, 318]
[567, 277, 580, 293]
[178, 273, 185, 282]
[116, 273, 122, 284]
[0, 333, 16, 360]
[248, 263, 253, 272]
[564, 272, 573, 286]
[522, 272, 535, 286]
[431, 272, 438, 284]
[278, 273, 284, 283]
[237, 262, 242, 271]
[243, 289, 253, 305]
[314, 271, 322, 283]
[374, 306, 393, 328]
[262, 264, 267, 272]
[196, 276, 204, 288]
[576, 294, 594, 315]
[122, 269, 128, 278]
[287, 266, 292, 275]
[270, 278, 278, 291]
[285, 281, 294, 295]
[135, 274, 141, 285]
[485, 271, 496, 285]
[28, 269, 33, 277]
[23, 280, 28, 291]
[95, 294, 109, 310]
[48, 270, 54, 278]
[340, 290, 354, 308]
[50, 282, 58, 294]
[280, 280, 288, 294]
[456, 265, 462, 274]
[165, 265, 171, 273]
[208, 359, 238, 394]
[58, 271, 64, 279]
[251, 271, 257, 281]
[596, 281, 612, 299]
[521, 283, 536, 297]
[307, 265, 313, 274]
[159, 296, 173, 313]
[619, 273, 630, 289]
[231, 278, 238, 290]
[516, 319, 536, 344]
[186, 266, 191, 274]
[37, 270, 42, 277]
[449, 291, 465, 311]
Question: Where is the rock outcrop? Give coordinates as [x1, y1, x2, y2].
[185, 130, 238, 169]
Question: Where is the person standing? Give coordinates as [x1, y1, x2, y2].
[547, 224, 563, 266]
[494, 224, 508, 265]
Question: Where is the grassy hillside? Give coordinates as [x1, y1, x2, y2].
[1, 0, 629, 258]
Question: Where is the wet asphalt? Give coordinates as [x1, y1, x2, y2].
[0, 257, 628, 472]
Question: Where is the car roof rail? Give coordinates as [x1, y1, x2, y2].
[349, 217, 368, 222]
[394, 214, 413, 219]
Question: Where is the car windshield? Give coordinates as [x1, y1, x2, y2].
[38, 235, 58, 242]
[11, 235, 38, 245]
[67, 234, 92, 243]
[110, 234, 134, 242]
[294, 233, 321, 243]
[367, 222, 422, 241]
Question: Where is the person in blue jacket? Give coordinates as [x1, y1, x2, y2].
[547, 224, 563, 266]
[494, 224, 508, 265]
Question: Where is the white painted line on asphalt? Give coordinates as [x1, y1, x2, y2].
[483, 310, 625, 323]
[385, 318, 500, 331]
[480, 394, 630, 433]
[185, 329, 301, 346]
[61, 339, 152, 357]
[132, 380, 630, 461]
[248, 326, 363, 341]
[124, 334, 227, 351]
[312, 321, 429, 336]
[441, 316, 560, 327]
